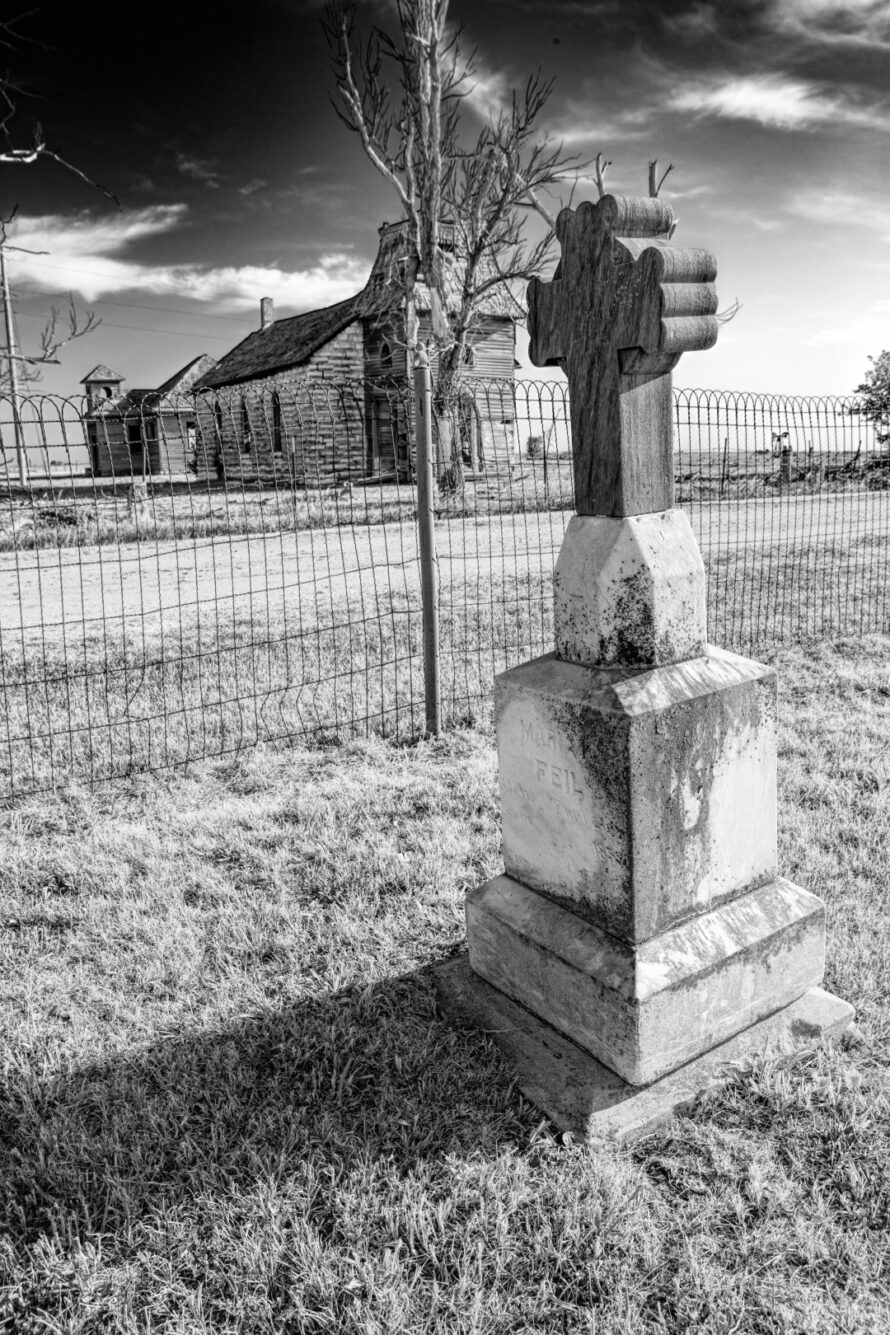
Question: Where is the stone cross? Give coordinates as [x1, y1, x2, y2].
[434, 188, 854, 1142]
[528, 195, 718, 517]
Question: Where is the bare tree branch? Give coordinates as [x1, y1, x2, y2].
[1, 207, 102, 390]
[325, 1, 608, 487]
[717, 298, 741, 325]
[0, 14, 119, 203]
[593, 151, 611, 198]
[648, 158, 673, 198]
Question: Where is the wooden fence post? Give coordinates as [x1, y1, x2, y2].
[413, 346, 441, 735]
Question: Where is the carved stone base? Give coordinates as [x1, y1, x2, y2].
[432, 955, 855, 1143]
[553, 511, 706, 668]
[467, 874, 825, 1085]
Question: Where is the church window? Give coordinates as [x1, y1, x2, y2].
[272, 392, 283, 452]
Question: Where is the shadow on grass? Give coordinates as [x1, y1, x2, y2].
[0, 962, 535, 1253]
[2, 965, 888, 1331]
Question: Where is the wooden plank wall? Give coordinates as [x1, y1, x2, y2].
[100, 315, 523, 488]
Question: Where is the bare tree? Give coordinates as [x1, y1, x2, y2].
[1, 208, 101, 388]
[325, 0, 585, 486]
[0, 12, 116, 480]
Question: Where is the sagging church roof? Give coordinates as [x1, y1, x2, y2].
[197, 295, 364, 390]
[197, 220, 516, 391]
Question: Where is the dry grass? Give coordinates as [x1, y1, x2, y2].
[0, 638, 889, 1332]
[3, 451, 885, 554]
[0, 465, 575, 555]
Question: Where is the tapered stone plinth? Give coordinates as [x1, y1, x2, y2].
[554, 512, 706, 668]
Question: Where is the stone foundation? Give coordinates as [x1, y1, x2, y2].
[467, 874, 825, 1085]
[433, 958, 855, 1142]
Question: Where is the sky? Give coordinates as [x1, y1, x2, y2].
[2, 0, 889, 399]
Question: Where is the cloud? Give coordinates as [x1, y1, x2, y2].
[786, 189, 890, 240]
[238, 178, 269, 196]
[175, 152, 224, 188]
[130, 173, 157, 195]
[767, 0, 890, 48]
[464, 61, 511, 121]
[5, 206, 372, 313]
[14, 206, 190, 257]
[556, 100, 655, 145]
[662, 2, 721, 40]
[668, 72, 890, 131]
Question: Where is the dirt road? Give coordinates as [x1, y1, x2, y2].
[2, 492, 887, 646]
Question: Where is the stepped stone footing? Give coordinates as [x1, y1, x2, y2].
[554, 512, 706, 668]
[467, 874, 825, 1085]
[433, 956, 855, 1143]
[497, 647, 777, 944]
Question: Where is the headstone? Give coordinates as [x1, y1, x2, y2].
[434, 194, 854, 1140]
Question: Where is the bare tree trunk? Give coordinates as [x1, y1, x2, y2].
[433, 361, 461, 492]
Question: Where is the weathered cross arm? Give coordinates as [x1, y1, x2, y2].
[528, 195, 718, 517]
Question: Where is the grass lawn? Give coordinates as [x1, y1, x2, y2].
[1, 637, 889, 1332]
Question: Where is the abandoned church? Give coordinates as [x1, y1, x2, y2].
[83, 220, 519, 484]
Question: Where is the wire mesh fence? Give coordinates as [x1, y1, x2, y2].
[0, 378, 887, 799]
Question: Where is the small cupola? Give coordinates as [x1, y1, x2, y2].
[80, 364, 125, 406]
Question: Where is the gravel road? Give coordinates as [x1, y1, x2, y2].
[2, 492, 887, 646]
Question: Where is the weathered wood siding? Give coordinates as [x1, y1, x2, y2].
[196, 323, 367, 487]
[469, 318, 515, 378]
[193, 314, 517, 485]
[87, 412, 216, 478]
[463, 320, 518, 466]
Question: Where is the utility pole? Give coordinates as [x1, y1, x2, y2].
[0, 243, 27, 485]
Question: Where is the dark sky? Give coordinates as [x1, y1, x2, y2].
[4, 0, 890, 395]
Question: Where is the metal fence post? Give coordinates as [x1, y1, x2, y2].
[413, 346, 441, 735]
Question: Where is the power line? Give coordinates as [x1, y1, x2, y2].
[12, 287, 258, 324]
[6, 255, 289, 323]
[10, 308, 241, 342]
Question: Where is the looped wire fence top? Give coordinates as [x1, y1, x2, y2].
[0, 378, 886, 799]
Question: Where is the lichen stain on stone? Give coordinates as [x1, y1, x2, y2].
[632, 668, 778, 939]
[608, 569, 657, 664]
[553, 512, 707, 670]
[539, 693, 635, 939]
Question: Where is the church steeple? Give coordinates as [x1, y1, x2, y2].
[80, 364, 125, 406]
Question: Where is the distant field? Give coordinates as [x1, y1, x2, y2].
[1, 443, 888, 553]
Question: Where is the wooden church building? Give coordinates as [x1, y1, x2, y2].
[193, 220, 519, 485]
